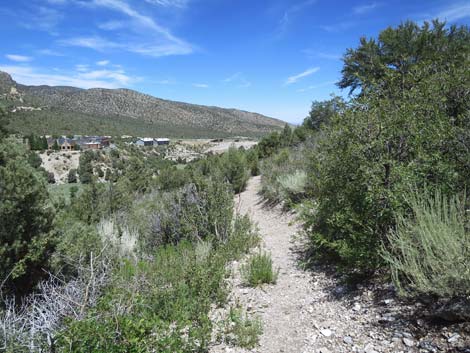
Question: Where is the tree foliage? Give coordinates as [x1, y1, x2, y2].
[0, 107, 9, 140]
[303, 20, 470, 271]
[78, 150, 95, 184]
[303, 96, 345, 131]
[0, 140, 55, 296]
[339, 20, 470, 95]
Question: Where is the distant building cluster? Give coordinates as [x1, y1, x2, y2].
[135, 137, 170, 147]
[46, 136, 111, 151]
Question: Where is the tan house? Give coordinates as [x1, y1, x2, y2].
[58, 138, 76, 151]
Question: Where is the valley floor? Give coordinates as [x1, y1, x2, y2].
[210, 176, 467, 353]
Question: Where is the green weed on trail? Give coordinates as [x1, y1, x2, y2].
[218, 306, 263, 349]
[241, 251, 279, 287]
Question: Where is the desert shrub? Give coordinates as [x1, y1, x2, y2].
[260, 144, 311, 206]
[67, 168, 77, 183]
[78, 151, 95, 184]
[219, 306, 262, 349]
[0, 107, 8, 140]
[256, 131, 281, 158]
[56, 216, 258, 352]
[382, 189, 470, 298]
[156, 166, 192, 191]
[303, 21, 470, 272]
[0, 252, 111, 353]
[221, 147, 249, 193]
[27, 151, 43, 169]
[241, 251, 278, 287]
[224, 214, 260, 255]
[134, 178, 234, 252]
[104, 167, 111, 181]
[305, 68, 469, 271]
[50, 219, 104, 278]
[47, 172, 55, 184]
[277, 170, 307, 204]
[246, 148, 259, 176]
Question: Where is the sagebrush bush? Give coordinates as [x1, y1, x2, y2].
[220, 306, 262, 349]
[241, 251, 278, 287]
[277, 170, 308, 203]
[56, 215, 259, 352]
[260, 144, 312, 206]
[382, 189, 470, 298]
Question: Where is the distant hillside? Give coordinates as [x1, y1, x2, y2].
[0, 71, 285, 138]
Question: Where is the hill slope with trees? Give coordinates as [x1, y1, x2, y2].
[0, 71, 285, 138]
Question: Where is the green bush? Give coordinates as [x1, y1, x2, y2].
[67, 168, 77, 183]
[134, 178, 234, 252]
[0, 139, 55, 296]
[241, 251, 278, 287]
[220, 306, 262, 349]
[303, 21, 470, 272]
[382, 189, 470, 298]
[277, 170, 307, 204]
[260, 145, 311, 206]
[78, 150, 95, 184]
[56, 215, 259, 352]
[50, 219, 103, 278]
[222, 147, 249, 193]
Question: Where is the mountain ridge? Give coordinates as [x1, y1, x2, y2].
[0, 71, 285, 138]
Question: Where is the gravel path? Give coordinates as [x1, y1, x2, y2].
[209, 176, 447, 353]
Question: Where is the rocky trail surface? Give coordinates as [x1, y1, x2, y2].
[210, 176, 469, 353]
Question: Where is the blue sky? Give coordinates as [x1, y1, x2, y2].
[0, 0, 469, 123]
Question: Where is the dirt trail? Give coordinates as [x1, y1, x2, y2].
[211, 176, 421, 353]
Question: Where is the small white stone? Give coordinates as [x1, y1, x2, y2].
[448, 333, 461, 343]
[402, 337, 414, 347]
[320, 328, 333, 337]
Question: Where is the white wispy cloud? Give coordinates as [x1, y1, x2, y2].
[192, 83, 209, 88]
[278, 0, 316, 36]
[144, 0, 190, 8]
[353, 2, 379, 15]
[60, 36, 120, 51]
[297, 80, 336, 92]
[131, 43, 193, 57]
[424, 2, 470, 22]
[5, 54, 33, 62]
[75, 64, 89, 72]
[37, 49, 65, 56]
[98, 20, 125, 30]
[0, 65, 135, 89]
[285, 67, 319, 85]
[223, 72, 251, 88]
[20, 6, 64, 33]
[66, 0, 194, 57]
[97, 60, 110, 66]
[79, 69, 131, 85]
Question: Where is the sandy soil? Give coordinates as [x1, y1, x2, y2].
[204, 140, 257, 154]
[39, 151, 80, 184]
